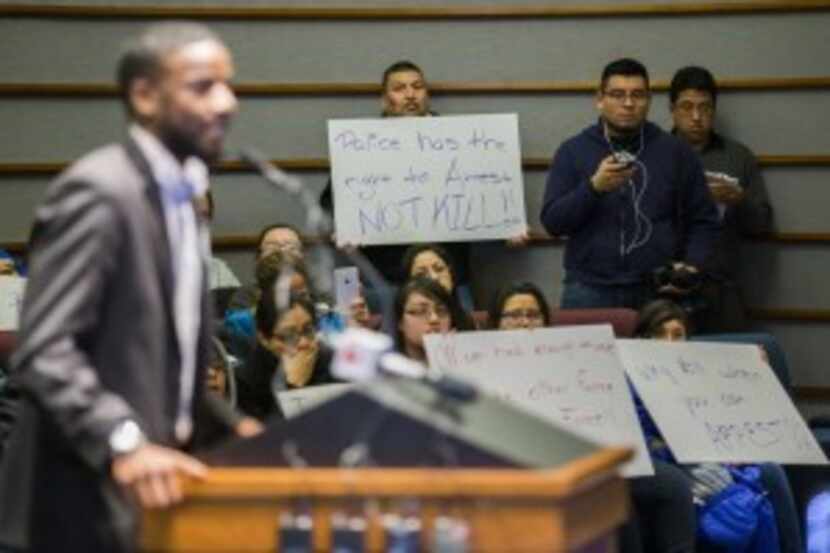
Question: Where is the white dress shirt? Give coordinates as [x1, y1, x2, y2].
[130, 124, 208, 443]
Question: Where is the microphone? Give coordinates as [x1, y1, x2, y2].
[332, 328, 478, 403]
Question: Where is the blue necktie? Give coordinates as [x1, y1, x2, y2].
[167, 179, 195, 205]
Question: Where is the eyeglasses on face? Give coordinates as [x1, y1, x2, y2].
[603, 89, 650, 102]
[501, 309, 544, 322]
[414, 263, 448, 276]
[273, 323, 316, 346]
[405, 303, 450, 320]
[260, 241, 302, 254]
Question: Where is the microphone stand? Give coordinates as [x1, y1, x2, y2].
[240, 149, 397, 338]
[241, 149, 478, 470]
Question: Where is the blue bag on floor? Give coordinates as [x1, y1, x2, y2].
[698, 466, 779, 553]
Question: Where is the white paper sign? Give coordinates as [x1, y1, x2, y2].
[424, 325, 654, 477]
[277, 383, 356, 419]
[327, 114, 527, 245]
[618, 339, 827, 465]
[0, 276, 26, 331]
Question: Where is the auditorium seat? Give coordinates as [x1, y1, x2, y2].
[470, 308, 638, 337]
[551, 308, 638, 338]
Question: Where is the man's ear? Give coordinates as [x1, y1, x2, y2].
[128, 77, 160, 123]
[595, 89, 604, 111]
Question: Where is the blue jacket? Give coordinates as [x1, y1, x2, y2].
[540, 120, 720, 286]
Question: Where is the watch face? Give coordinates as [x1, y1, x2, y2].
[110, 420, 143, 455]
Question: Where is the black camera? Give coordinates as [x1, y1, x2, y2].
[652, 263, 703, 293]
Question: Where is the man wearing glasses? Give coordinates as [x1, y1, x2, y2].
[540, 58, 719, 311]
[669, 66, 773, 332]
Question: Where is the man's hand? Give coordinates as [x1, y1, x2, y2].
[708, 183, 744, 205]
[505, 228, 530, 247]
[235, 416, 264, 438]
[591, 155, 636, 193]
[111, 444, 207, 509]
[656, 262, 699, 296]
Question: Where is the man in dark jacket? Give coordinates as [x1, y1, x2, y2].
[541, 58, 720, 310]
[669, 66, 773, 332]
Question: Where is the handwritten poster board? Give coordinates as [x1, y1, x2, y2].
[618, 339, 827, 465]
[277, 383, 356, 419]
[0, 276, 25, 331]
[424, 325, 653, 476]
[327, 114, 527, 246]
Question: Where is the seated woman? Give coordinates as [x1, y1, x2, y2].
[401, 243, 475, 330]
[395, 277, 461, 364]
[221, 251, 310, 357]
[488, 281, 551, 330]
[634, 299, 801, 553]
[234, 283, 338, 421]
[490, 287, 693, 553]
[227, 222, 305, 311]
[223, 250, 346, 355]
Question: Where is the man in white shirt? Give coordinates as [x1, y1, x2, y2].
[0, 22, 259, 553]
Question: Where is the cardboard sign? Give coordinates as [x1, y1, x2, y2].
[424, 325, 654, 476]
[328, 114, 526, 246]
[277, 383, 356, 419]
[0, 276, 25, 331]
[618, 339, 827, 465]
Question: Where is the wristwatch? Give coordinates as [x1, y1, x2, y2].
[108, 419, 146, 457]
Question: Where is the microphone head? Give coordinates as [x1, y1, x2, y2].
[331, 328, 393, 382]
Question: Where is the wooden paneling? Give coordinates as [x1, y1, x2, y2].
[793, 386, 830, 401]
[2, 77, 830, 98]
[1, 154, 828, 176]
[3, 2, 830, 20]
[3, 231, 830, 255]
[748, 308, 830, 323]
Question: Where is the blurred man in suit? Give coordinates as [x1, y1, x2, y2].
[0, 22, 258, 553]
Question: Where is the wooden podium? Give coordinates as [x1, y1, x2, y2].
[141, 446, 630, 552]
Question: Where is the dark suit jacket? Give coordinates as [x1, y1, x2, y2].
[0, 138, 239, 552]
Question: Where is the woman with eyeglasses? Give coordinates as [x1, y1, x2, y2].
[401, 243, 475, 330]
[233, 281, 338, 421]
[225, 222, 305, 313]
[489, 282, 551, 330]
[394, 278, 460, 364]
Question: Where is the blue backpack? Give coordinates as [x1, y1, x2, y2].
[698, 466, 779, 553]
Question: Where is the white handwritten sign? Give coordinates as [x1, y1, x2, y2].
[327, 114, 527, 245]
[277, 383, 355, 419]
[618, 340, 827, 465]
[424, 325, 653, 476]
[0, 276, 25, 331]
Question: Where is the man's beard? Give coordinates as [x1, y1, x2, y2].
[159, 122, 219, 163]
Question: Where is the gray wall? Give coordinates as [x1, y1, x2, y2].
[2, 3, 829, 406]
